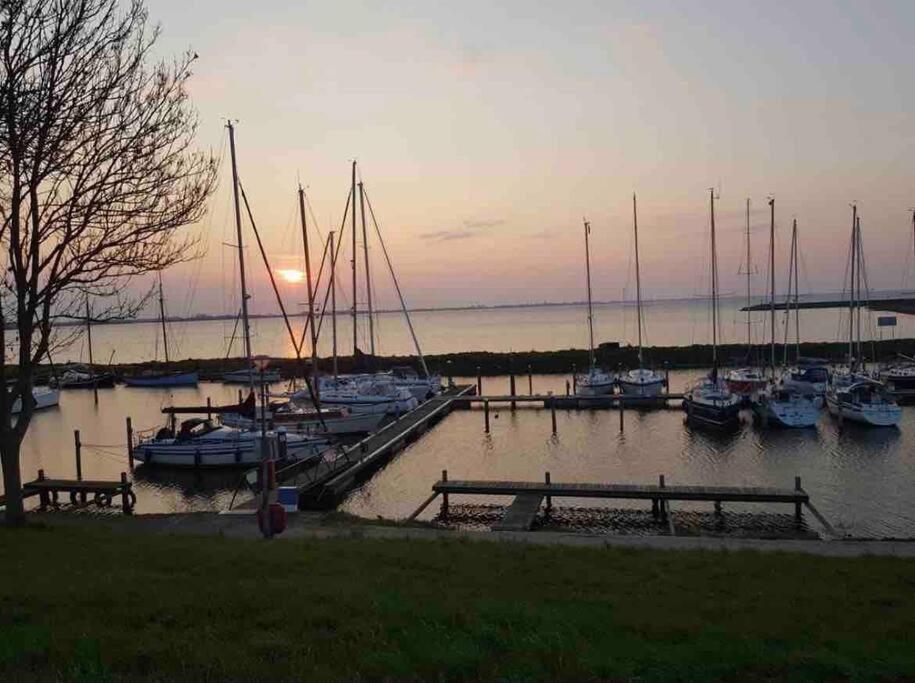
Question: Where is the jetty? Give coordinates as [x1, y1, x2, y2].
[409, 473, 836, 537]
[0, 469, 135, 513]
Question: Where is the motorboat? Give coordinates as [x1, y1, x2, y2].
[11, 385, 60, 414]
[683, 375, 742, 429]
[617, 368, 666, 397]
[826, 372, 901, 427]
[752, 383, 820, 428]
[133, 418, 330, 467]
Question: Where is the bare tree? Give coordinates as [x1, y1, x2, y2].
[0, 0, 217, 525]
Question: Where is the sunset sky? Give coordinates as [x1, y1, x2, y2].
[149, 0, 915, 317]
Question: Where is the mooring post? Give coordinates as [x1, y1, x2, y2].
[545, 471, 552, 516]
[664, 363, 670, 394]
[565, 380, 570, 396]
[714, 501, 722, 516]
[37, 468, 49, 508]
[550, 396, 557, 435]
[572, 364, 577, 394]
[206, 397, 212, 419]
[509, 372, 516, 411]
[74, 429, 86, 505]
[484, 399, 490, 433]
[238, 389, 243, 403]
[126, 417, 134, 472]
[441, 469, 449, 518]
[476, 366, 482, 396]
[659, 474, 667, 520]
[794, 476, 802, 523]
[619, 398, 625, 431]
[120, 472, 132, 514]
[527, 365, 533, 395]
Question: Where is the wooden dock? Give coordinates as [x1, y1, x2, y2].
[235, 384, 476, 510]
[451, 394, 684, 410]
[409, 473, 836, 537]
[0, 469, 135, 513]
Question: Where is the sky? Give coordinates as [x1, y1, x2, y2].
[146, 0, 915, 317]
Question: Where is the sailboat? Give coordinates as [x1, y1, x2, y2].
[826, 207, 901, 426]
[123, 275, 198, 387]
[55, 296, 116, 389]
[751, 200, 819, 428]
[682, 189, 742, 428]
[617, 194, 666, 397]
[725, 198, 768, 398]
[878, 211, 915, 395]
[779, 219, 830, 400]
[575, 219, 615, 396]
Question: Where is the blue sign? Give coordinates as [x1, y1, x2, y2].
[878, 316, 897, 327]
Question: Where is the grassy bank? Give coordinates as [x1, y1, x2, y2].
[3, 524, 915, 681]
[31, 337, 915, 381]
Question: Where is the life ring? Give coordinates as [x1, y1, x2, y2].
[94, 491, 112, 507]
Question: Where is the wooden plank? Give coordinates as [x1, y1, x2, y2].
[493, 493, 543, 531]
[25, 479, 125, 493]
[804, 500, 838, 538]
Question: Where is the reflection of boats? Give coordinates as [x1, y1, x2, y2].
[123, 275, 199, 388]
[575, 218, 615, 396]
[617, 194, 666, 398]
[683, 189, 741, 430]
[133, 418, 329, 468]
[11, 385, 60, 414]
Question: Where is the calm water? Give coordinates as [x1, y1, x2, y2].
[8, 374, 915, 539]
[53, 294, 915, 364]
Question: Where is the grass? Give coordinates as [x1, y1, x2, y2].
[2, 523, 915, 681]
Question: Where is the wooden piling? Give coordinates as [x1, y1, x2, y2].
[565, 380, 570, 396]
[441, 469, 449, 517]
[619, 400, 625, 432]
[484, 400, 490, 433]
[527, 365, 533, 395]
[37, 469, 49, 508]
[206, 397, 212, 419]
[238, 389, 243, 403]
[572, 364, 577, 394]
[664, 364, 670, 394]
[545, 471, 552, 516]
[550, 396, 557, 435]
[74, 430, 86, 504]
[476, 366, 482, 396]
[126, 417, 134, 472]
[509, 373, 516, 411]
[120, 472, 132, 514]
[659, 474, 667, 519]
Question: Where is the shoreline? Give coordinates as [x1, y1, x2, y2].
[32, 338, 915, 379]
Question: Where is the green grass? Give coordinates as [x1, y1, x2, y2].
[2, 524, 915, 681]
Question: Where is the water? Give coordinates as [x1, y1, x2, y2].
[51, 294, 915, 364]
[8, 373, 914, 538]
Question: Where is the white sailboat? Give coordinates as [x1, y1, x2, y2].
[682, 189, 742, 429]
[10, 385, 60, 414]
[751, 200, 819, 428]
[826, 207, 901, 426]
[617, 194, 666, 397]
[575, 219, 614, 395]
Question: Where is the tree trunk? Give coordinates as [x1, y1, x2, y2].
[1, 435, 26, 526]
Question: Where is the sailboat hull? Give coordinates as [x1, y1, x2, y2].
[123, 372, 198, 387]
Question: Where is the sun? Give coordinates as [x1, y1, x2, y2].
[277, 269, 305, 284]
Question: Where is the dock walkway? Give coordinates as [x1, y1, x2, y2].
[0, 469, 135, 513]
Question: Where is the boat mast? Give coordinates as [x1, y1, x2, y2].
[157, 273, 170, 366]
[84, 294, 95, 369]
[768, 197, 776, 378]
[351, 160, 358, 357]
[633, 193, 644, 369]
[358, 181, 376, 358]
[226, 122, 253, 384]
[583, 219, 595, 371]
[793, 219, 800, 361]
[849, 204, 857, 371]
[709, 189, 719, 377]
[745, 198, 752, 360]
[856, 215, 863, 365]
[783, 218, 800, 365]
[329, 230, 338, 379]
[298, 185, 319, 399]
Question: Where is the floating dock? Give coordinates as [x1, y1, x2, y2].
[409, 473, 836, 537]
[451, 393, 684, 409]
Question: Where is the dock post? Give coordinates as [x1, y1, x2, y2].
[545, 471, 552, 516]
[484, 400, 490, 433]
[74, 430, 86, 505]
[527, 365, 533, 395]
[238, 389, 243, 403]
[120, 472, 132, 514]
[550, 396, 557, 435]
[441, 469, 449, 518]
[509, 372, 516, 411]
[37, 469, 49, 508]
[126, 417, 134, 472]
[794, 476, 802, 524]
[664, 363, 670, 394]
[206, 397, 212, 419]
[476, 366, 482, 396]
[565, 380, 570, 396]
[572, 364, 577, 394]
[659, 474, 667, 520]
[619, 399, 625, 432]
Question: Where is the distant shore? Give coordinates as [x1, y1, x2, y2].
[29, 338, 915, 380]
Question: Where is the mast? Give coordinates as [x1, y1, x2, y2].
[351, 160, 358, 356]
[849, 204, 857, 370]
[768, 197, 776, 377]
[745, 198, 752, 358]
[632, 193, 644, 369]
[358, 181, 375, 357]
[783, 218, 800, 365]
[157, 273, 170, 365]
[856, 215, 863, 364]
[793, 219, 800, 361]
[84, 295, 95, 369]
[583, 219, 595, 371]
[298, 186, 319, 397]
[226, 121, 253, 381]
[709, 189, 719, 376]
[329, 230, 338, 378]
